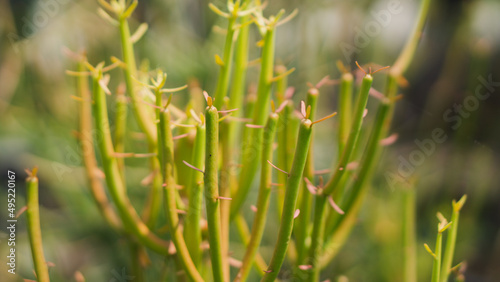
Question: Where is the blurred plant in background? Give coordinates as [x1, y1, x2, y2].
[0, 0, 499, 281]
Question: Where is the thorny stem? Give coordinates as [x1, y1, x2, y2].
[262, 118, 313, 282]
[295, 88, 319, 264]
[338, 72, 354, 155]
[236, 112, 279, 282]
[26, 169, 50, 282]
[76, 58, 121, 231]
[183, 122, 206, 269]
[231, 25, 276, 220]
[319, 0, 431, 268]
[155, 89, 204, 282]
[205, 103, 224, 282]
[118, 17, 156, 145]
[91, 71, 171, 256]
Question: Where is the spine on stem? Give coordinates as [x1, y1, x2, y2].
[26, 168, 50, 282]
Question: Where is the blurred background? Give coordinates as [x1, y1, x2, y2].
[0, 0, 499, 281]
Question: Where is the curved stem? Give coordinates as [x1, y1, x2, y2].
[262, 119, 313, 282]
[77, 60, 121, 231]
[236, 112, 279, 282]
[205, 105, 224, 282]
[92, 74, 170, 255]
[26, 171, 50, 282]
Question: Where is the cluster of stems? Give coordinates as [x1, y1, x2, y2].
[61, 0, 441, 281]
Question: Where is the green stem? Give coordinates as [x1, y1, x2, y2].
[156, 90, 204, 282]
[236, 112, 279, 282]
[337, 72, 353, 155]
[77, 60, 121, 231]
[231, 27, 276, 219]
[403, 187, 417, 282]
[306, 195, 328, 282]
[184, 123, 206, 269]
[213, 16, 237, 109]
[262, 118, 313, 282]
[114, 90, 128, 178]
[431, 227, 443, 282]
[235, 214, 268, 276]
[119, 18, 156, 145]
[440, 195, 467, 282]
[323, 74, 373, 195]
[92, 74, 170, 255]
[205, 104, 224, 282]
[26, 171, 50, 282]
[295, 88, 319, 264]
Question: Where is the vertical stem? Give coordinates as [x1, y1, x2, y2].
[403, 187, 417, 282]
[262, 119, 313, 282]
[236, 112, 279, 282]
[77, 60, 121, 230]
[306, 195, 328, 282]
[26, 170, 50, 282]
[231, 27, 276, 219]
[205, 104, 224, 282]
[337, 72, 353, 155]
[213, 16, 237, 109]
[440, 195, 467, 282]
[431, 228, 443, 282]
[92, 74, 170, 255]
[234, 214, 269, 276]
[323, 74, 373, 195]
[118, 18, 156, 145]
[184, 123, 206, 269]
[295, 88, 319, 264]
[114, 90, 128, 178]
[156, 91, 203, 282]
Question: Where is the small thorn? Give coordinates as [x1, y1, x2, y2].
[315, 75, 337, 89]
[245, 124, 264, 128]
[176, 209, 187, 214]
[304, 177, 318, 195]
[228, 257, 243, 268]
[270, 183, 283, 186]
[173, 133, 190, 140]
[16, 206, 27, 218]
[267, 160, 289, 175]
[284, 87, 295, 99]
[264, 270, 273, 273]
[328, 196, 345, 215]
[346, 161, 359, 171]
[371, 65, 390, 75]
[298, 265, 313, 270]
[218, 196, 232, 200]
[275, 100, 288, 113]
[218, 108, 239, 114]
[183, 160, 204, 174]
[250, 205, 258, 212]
[203, 91, 209, 103]
[312, 112, 337, 125]
[355, 61, 366, 75]
[300, 101, 307, 118]
[294, 209, 300, 219]
[380, 133, 398, 146]
[363, 109, 368, 118]
[314, 169, 330, 175]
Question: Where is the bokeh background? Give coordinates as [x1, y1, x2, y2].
[1, 0, 499, 281]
